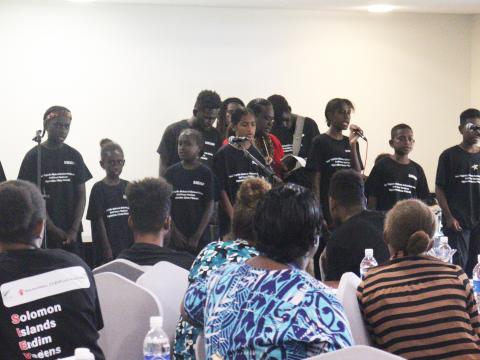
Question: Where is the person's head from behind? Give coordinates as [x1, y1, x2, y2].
[126, 178, 172, 242]
[232, 177, 271, 243]
[218, 97, 245, 134]
[247, 98, 274, 137]
[43, 105, 72, 146]
[193, 90, 222, 131]
[384, 199, 435, 256]
[178, 129, 204, 162]
[267, 94, 291, 127]
[325, 98, 354, 130]
[99, 139, 125, 180]
[459, 108, 480, 146]
[0, 180, 46, 248]
[329, 170, 366, 226]
[390, 124, 414, 157]
[231, 107, 256, 141]
[374, 153, 390, 165]
[254, 183, 321, 269]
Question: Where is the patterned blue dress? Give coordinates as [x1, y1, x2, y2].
[173, 239, 259, 359]
[184, 262, 353, 359]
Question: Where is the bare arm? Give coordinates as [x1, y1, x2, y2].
[312, 171, 321, 203]
[349, 125, 362, 172]
[91, 217, 113, 262]
[65, 183, 87, 245]
[435, 185, 462, 231]
[159, 154, 168, 177]
[189, 200, 214, 250]
[219, 190, 234, 220]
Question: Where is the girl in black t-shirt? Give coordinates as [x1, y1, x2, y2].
[165, 129, 214, 254]
[87, 139, 133, 266]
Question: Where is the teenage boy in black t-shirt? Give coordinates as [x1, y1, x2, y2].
[87, 139, 133, 266]
[165, 129, 214, 255]
[18, 106, 92, 257]
[436, 108, 480, 276]
[0, 161, 6, 182]
[323, 170, 389, 280]
[306, 98, 363, 225]
[0, 180, 104, 360]
[117, 177, 194, 269]
[158, 90, 223, 176]
[366, 124, 429, 211]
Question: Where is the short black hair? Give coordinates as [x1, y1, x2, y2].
[0, 180, 46, 244]
[390, 123, 412, 139]
[217, 97, 245, 138]
[324, 98, 354, 127]
[100, 138, 124, 159]
[179, 128, 205, 155]
[254, 183, 321, 263]
[230, 107, 254, 126]
[247, 98, 272, 117]
[195, 90, 222, 112]
[126, 178, 172, 234]
[460, 108, 480, 126]
[329, 169, 365, 208]
[267, 94, 291, 123]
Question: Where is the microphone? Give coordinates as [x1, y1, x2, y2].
[466, 123, 480, 131]
[228, 136, 250, 144]
[350, 127, 367, 141]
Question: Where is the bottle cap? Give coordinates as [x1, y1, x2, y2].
[440, 237, 448, 244]
[74, 348, 94, 360]
[365, 249, 373, 256]
[150, 316, 163, 329]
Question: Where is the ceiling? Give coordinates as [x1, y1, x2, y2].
[86, 0, 480, 14]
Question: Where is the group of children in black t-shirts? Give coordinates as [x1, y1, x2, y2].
[1, 93, 479, 276]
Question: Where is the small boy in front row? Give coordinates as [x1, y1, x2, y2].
[436, 108, 480, 276]
[165, 128, 214, 255]
[366, 124, 429, 211]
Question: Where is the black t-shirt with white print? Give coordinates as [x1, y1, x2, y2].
[306, 134, 361, 223]
[0, 161, 6, 182]
[86, 180, 134, 262]
[271, 117, 320, 158]
[165, 162, 214, 238]
[436, 145, 480, 229]
[365, 157, 430, 211]
[0, 249, 104, 360]
[213, 143, 267, 204]
[18, 144, 92, 248]
[157, 119, 223, 169]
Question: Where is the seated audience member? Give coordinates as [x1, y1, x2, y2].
[357, 199, 480, 359]
[323, 170, 389, 280]
[173, 177, 269, 359]
[184, 184, 352, 359]
[117, 177, 194, 269]
[0, 180, 104, 360]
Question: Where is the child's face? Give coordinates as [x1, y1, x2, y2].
[390, 128, 414, 156]
[234, 114, 256, 140]
[100, 150, 125, 178]
[330, 104, 352, 130]
[46, 117, 71, 144]
[178, 134, 200, 161]
[460, 117, 480, 145]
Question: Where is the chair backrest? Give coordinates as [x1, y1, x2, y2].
[93, 258, 145, 282]
[136, 261, 189, 343]
[95, 272, 163, 360]
[305, 345, 404, 359]
[194, 331, 206, 360]
[336, 272, 372, 346]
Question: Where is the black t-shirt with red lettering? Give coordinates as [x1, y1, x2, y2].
[0, 248, 104, 360]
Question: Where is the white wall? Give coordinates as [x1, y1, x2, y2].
[472, 14, 480, 105]
[0, 3, 473, 220]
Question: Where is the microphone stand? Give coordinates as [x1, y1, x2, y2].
[32, 130, 47, 249]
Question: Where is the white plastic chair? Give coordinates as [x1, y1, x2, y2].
[136, 261, 189, 343]
[93, 258, 146, 282]
[305, 345, 404, 359]
[336, 272, 372, 346]
[194, 331, 206, 360]
[95, 272, 163, 360]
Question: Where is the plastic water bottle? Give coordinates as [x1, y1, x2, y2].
[360, 249, 377, 279]
[435, 237, 454, 263]
[473, 255, 480, 306]
[74, 348, 94, 360]
[143, 316, 171, 360]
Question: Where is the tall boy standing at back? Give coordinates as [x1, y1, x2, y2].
[366, 124, 429, 211]
[18, 106, 92, 257]
[436, 108, 480, 276]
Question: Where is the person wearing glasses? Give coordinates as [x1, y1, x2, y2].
[183, 183, 352, 359]
[86, 139, 133, 266]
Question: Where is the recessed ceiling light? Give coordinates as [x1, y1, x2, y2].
[367, 4, 396, 13]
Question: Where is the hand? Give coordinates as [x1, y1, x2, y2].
[446, 217, 462, 232]
[103, 247, 113, 262]
[188, 234, 201, 251]
[63, 229, 78, 246]
[49, 226, 68, 245]
[349, 124, 363, 145]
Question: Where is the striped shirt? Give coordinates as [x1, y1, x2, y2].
[357, 253, 480, 359]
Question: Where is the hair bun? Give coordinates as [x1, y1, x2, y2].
[236, 178, 271, 208]
[100, 138, 113, 147]
[406, 230, 430, 255]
